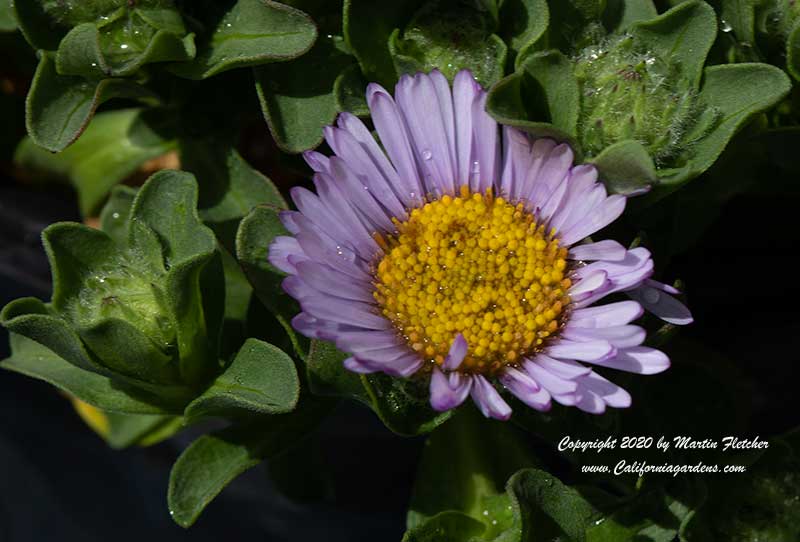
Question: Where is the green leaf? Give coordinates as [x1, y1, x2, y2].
[0, 0, 16, 31]
[588, 139, 658, 195]
[236, 204, 306, 358]
[786, 21, 800, 80]
[1, 333, 173, 415]
[169, 0, 316, 80]
[255, 35, 355, 153]
[13, 0, 69, 50]
[25, 53, 159, 152]
[98, 410, 183, 449]
[388, 0, 508, 87]
[587, 479, 705, 542]
[306, 339, 368, 401]
[504, 469, 599, 542]
[181, 138, 285, 247]
[334, 63, 370, 116]
[657, 63, 791, 191]
[343, 0, 420, 86]
[184, 338, 300, 421]
[99, 185, 138, 245]
[131, 169, 218, 267]
[628, 0, 717, 87]
[55, 17, 195, 78]
[15, 108, 177, 215]
[408, 407, 538, 528]
[498, 0, 549, 68]
[79, 317, 178, 383]
[167, 396, 332, 528]
[602, 0, 658, 33]
[360, 372, 452, 437]
[486, 50, 579, 146]
[402, 512, 486, 542]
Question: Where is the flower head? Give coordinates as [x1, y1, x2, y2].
[269, 69, 692, 420]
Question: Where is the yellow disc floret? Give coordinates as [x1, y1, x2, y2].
[373, 187, 572, 376]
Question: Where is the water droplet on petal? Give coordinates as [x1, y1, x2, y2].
[422, 149, 433, 161]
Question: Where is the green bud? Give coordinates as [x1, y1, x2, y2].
[574, 33, 708, 166]
[390, 0, 506, 86]
[1, 171, 223, 406]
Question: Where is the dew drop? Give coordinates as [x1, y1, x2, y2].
[421, 149, 433, 161]
[120, 43, 129, 49]
[720, 18, 732, 33]
[482, 510, 489, 516]
[112, 212, 120, 219]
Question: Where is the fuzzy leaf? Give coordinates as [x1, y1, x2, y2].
[589, 139, 658, 195]
[486, 50, 579, 145]
[15, 108, 177, 215]
[306, 339, 368, 401]
[402, 512, 486, 542]
[657, 63, 791, 190]
[25, 54, 158, 152]
[169, 0, 316, 80]
[1, 333, 173, 415]
[787, 21, 800, 81]
[628, 0, 717, 87]
[361, 373, 452, 437]
[184, 338, 300, 421]
[499, 0, 549, 68]
[255, 35, 355, 153]
[334, 63, 370, 116]
[504, 469, 599, 542]
[181, 138, 285, 247]
[99, 186, 138, 245]
[167, 396, 332, 528]
[602, 0, 658, 32]
[236, 204, 306, 358]
[343, 0, 420, 86]
[407, 408, 537, 528]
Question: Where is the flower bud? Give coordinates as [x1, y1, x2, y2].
[574, 34, 705, 165]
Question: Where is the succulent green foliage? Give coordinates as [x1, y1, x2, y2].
[15, 108, 177, 215]
[389, 0, 508, 87]
[1, 170, 224, 411]
[487, 0, 791, 195]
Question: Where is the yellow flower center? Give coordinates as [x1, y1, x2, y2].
[373, 188, 572, 375]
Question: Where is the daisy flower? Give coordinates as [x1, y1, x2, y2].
[269, 69, 692, 420]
